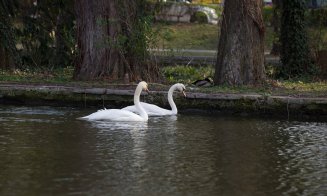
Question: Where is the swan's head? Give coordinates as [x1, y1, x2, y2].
[139, 81, 149, 93]
[175, 83, 186, 97]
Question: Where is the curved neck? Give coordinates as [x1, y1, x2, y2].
[168, 85, 178, 114]
[134, 85, 148, 120]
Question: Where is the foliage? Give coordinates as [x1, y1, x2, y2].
[0, 66, 74, 83]
[18, 0, 75, 68]
[192, 0, 223, 4]
[307, 8, 327, 27]
[263, 6, 273, 27]
[1, 65, 326, 98]
[115, 0, 161, 81]
[116, 0, 156, 61]
[190, 11, 208, 23]
[280, 0, 317, 78]
[0, 0, 75, 70]
[161, 65, 214, 84]
[0, 0, 21, 67]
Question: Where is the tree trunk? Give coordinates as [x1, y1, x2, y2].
[214, 0, 265, 85]
[270, 0, 281, 55]
[280, 0, 313, 78]
[74, 0, 160, 82]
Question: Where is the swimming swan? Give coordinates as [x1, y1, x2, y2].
[80, 81, 149, 121]
[122, 83, 186, 116]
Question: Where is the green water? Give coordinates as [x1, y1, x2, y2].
[0, 105, 326, 195]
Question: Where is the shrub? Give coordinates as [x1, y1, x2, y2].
[161, 65, 214, 83]
[190, 12, 208, 23]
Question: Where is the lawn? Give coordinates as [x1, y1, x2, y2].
[152, 23, 219, 50]
[1, 66, 326, 98]
[152, 22, 278, 53]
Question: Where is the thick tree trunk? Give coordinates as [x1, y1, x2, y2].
[280, 0, 312, 78]
[270, 0, 281, 55]
[74, 0, 160, 82]
[214, 0, 265, 85]
[74, 0, 120, 80]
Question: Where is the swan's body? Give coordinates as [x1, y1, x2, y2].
[80, 81, 149, 121]
[122, 83, 186, 116]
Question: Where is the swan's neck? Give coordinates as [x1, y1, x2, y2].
[168, 85, 177, 114]
[134, 85, 148, 121]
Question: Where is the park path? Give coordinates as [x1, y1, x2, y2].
[150, 49, 280, 65]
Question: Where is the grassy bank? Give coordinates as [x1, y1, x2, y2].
[153, 23, 219, 50]
[153, 22, 279, 52]
[1, 7, 326, 98]
[1, 66, 326, 98]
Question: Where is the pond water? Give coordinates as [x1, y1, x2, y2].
[0, 105, 326, 196]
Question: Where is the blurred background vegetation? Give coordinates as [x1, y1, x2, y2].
[0, 0, 327, 86]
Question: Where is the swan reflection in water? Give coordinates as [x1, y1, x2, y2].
[88, 120, 149, 131]
[87, 115, 178, 173]
[87, 115, 178, 132]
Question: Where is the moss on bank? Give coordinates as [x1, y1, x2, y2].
[1, 84, 326, 121]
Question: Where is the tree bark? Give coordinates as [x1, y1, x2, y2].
[214, 0, 266, 85]
[74, 0, 160, 82]
[280, 0, 313, 78]
[270, 0, 281, 55]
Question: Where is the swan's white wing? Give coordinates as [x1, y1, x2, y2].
[81, 109, 145, 121]
[141, 102, 173, 116]
[122, 102, 174, 116]
[121, 105, 139, 113]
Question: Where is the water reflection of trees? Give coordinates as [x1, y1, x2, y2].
[157, 115, 327, 195]
[1, 109, 326, 195]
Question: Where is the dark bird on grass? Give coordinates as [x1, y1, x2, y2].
[192, 77, 214, 87]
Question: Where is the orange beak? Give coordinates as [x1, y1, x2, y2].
[145, 88, 150, 94]
[182, 90, 186, 97]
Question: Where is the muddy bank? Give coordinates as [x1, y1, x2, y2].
[0, 83, 326, 120]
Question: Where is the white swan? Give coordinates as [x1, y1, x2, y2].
[122, 83, 186, 116]
[80, 81, 149, 121]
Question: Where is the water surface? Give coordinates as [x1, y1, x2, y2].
[0, 105, 326, 195]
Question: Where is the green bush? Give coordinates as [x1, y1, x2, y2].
[190, 12, 208, 23]
[307, 8, 327, 27]
[161, 65, 214, 84]
[263, 6, 273, 26]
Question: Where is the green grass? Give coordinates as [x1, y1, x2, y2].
[162, 65, 214, 83]
[152, 22, 277, 51]
[153, 23, 219, 50]
[151, 7, 327, 53]
[161, 65, 327, 97]
[1, 66, 326, 97]
[0, 67, 74, 83]
[191, 79, 327, 98]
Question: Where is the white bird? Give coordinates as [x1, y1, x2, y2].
[80, 81, 149, 121]
[122, 83, 186, 116]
